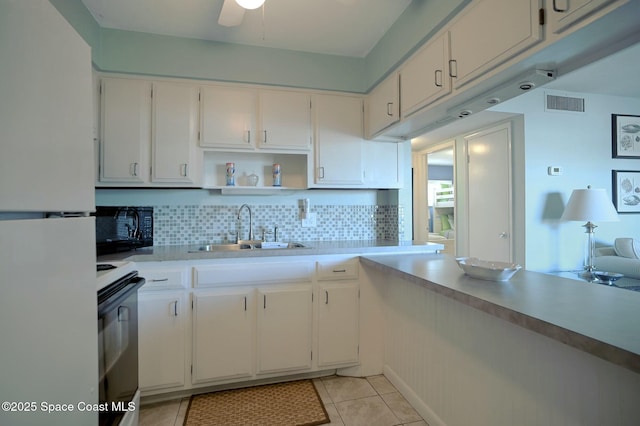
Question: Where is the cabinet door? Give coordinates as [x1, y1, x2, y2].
[548, 0, 620, 34]
[448, 0, 542, 89]
[312, 95, 364, 186]
[100, 78, 151, 183]
[257, 284, 313, 374]
[259, 90, 312, 151]
[200, 85, 257, 149]
[366, 73, 399, 138]
[400, 33, 451, 118]
[192, 288, 254, 383]
[152, 82, 199, 184]
[317, 282, 359, 367]
[138, 291, 187, 391]
[363, 142, 403, 189]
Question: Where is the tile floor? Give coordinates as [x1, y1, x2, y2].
[139, 375, 428, 426]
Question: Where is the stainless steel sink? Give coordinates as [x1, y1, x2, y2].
[190, 241, 308, 252]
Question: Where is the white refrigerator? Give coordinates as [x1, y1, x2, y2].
[0, 1, 98, 425]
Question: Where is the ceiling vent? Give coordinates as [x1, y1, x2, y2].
[545, 93, 585, 112]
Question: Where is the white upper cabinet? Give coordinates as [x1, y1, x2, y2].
[151, 82, 199, 184]
[448, 0, 542, 90]
[547, 0, 621, 34]
[311, 94, 364, 187]
[258, 90, 312, 151]
[400, 33, 451, 119]
[366, 72, 400, 138]
[99, 77, 151, 183]
[200, 85, 257, 150]
[364, 142, 404, 189]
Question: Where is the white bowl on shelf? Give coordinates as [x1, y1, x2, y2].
[455, 257, 522, 281]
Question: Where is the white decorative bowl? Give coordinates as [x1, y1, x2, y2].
[455, 257, 522, 281]
[593, 271, 624, 285]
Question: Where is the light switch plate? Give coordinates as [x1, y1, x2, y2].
[301, 212, 317, 228]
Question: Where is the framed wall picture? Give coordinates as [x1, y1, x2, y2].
[612, 114, 640, 158]
[612, 170, 640, 213]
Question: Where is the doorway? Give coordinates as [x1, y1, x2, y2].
[412, 142, 455, 255]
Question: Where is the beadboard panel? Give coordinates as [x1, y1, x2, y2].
[383, 274, 640, 426]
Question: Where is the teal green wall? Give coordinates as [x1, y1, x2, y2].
[98, 29, 366, 92]
[51, 0, 469, 93]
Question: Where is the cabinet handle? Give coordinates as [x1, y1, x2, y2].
[332, 269, 347, 273]
[386, 102, 394, 117]
[552, 0, 567, 12]
[131, 162, 139, 177]
[148, 278, 169, 282]
[263, 130, 268, 144]
[263, 294, 267, 309]
[247, 130, 251, 143]
[244, 296, 247, 311]
[173, 300, 178, 316]
[318, 167, 325, 179]
[435, 69, 443, 87]
[181, 163, 188, 177]
[325, 290, 329, 305]
[448, 59, 458, 78]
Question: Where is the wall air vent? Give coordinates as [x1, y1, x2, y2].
[545, 94, 585, 112]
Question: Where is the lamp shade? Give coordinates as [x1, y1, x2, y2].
[561, 186, 619, 222]
[235, 0, 265, 9]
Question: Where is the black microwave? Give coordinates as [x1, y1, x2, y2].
[94, 206, 153, 256]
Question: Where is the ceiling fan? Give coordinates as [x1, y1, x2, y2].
[218, 0, 266, 27]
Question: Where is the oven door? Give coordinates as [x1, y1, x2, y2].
[98, 271, 145, 426]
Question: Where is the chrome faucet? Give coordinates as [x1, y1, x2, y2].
[237, 204, 254, 241]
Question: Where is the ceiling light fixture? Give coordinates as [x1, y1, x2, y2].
[235, 0, 265, 10]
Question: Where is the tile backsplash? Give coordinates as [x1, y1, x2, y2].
[153, 204, 404, 246]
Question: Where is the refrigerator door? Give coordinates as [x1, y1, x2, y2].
[0, 217, 98, 426]
[0, 0, 94, 212]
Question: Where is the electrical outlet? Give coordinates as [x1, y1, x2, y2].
[301, 212, 317, 228]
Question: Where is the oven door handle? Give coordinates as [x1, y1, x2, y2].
[98, 277, 145, 317]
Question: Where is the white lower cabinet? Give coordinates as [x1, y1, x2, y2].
[192, 287, 254, 383]
[137, 256, 359, 395]
[137, 263, 190, 393]
[138, 291, 188, 391]
[316, 258, 360, 367]
[257, 284, 313, 374]
[317, 282, 359, 367]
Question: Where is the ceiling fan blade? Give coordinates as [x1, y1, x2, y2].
[218, 0, 245, 27]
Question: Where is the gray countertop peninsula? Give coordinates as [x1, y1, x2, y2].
[360, 253, 640, 375]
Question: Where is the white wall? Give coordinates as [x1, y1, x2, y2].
[492, 89, 640, 272]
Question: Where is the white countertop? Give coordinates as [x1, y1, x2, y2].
[360, 253, 640, 374]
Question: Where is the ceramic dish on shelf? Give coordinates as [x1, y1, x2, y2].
[455, 257, 522, 281]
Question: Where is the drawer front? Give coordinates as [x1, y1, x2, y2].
[317, 259, 359, 281]
[138, 267, 189, 290]
[194, 261, 314, 287]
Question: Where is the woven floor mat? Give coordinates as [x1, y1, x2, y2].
[183, 379, 330, 426]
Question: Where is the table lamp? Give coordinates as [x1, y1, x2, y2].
[561, 186, 619, 278]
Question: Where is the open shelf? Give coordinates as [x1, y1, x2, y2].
[203, 185, 303, 195]
[202, 151, 307, 193]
